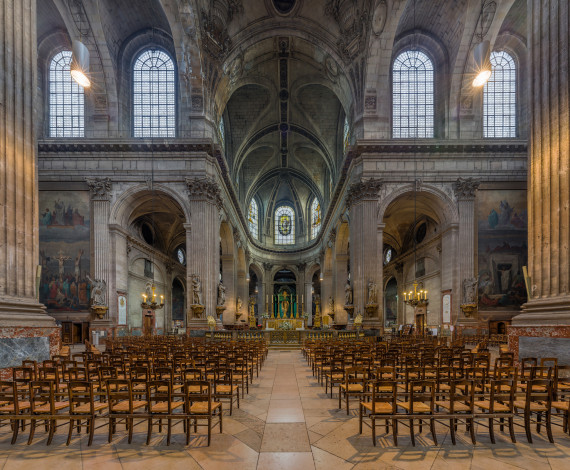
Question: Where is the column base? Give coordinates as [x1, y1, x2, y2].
[0, 297, 60, 379]
[512, 296, 570, 326]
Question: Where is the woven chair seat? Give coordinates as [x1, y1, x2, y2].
[361, 402, 393, 414]
[340, 383, 364, 392]
[397, 401, 431, 413]
[435, 400, 471, 412]
[216, 385, 238, 393]
[150, 401, 183, 413]
[513, 400, 548, 412]
[34, 401, 69, 412]
[473, 400, 510, 412]
[73, 402, 108, 413]
[111, 400, 147, 412]
[189, 402, 222, 414]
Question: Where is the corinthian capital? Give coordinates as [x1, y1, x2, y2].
[185, 177, 223, 209]
[346, 178, 382, 209]
[85, 177, 112, 201]
[453, 177, 480, 200]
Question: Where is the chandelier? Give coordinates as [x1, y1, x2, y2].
[403, 280, 428, 307]
[141, 284, 164, 310]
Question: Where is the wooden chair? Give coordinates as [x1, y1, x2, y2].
[397, 380, 438, 446]
[359, 380, 398, 446]
[67, 380, 108, 446]
[184, 380, 223, 446]
[107, 379, 147, 443]
[514, 378, 554, 443]
[436, 379, 476, 445]
[146, 379, 184, 445]
[0, 380, 31, 444]
[339, 366, 367, 415]
[473, 379, 516, 444]
[28, 380, 69, 445]
[212, 368, 239, 415]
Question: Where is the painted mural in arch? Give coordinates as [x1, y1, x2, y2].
[39, 191, 91, 313]
[477, 189, 527, 310]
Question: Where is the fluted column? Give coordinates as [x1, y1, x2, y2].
[347, 179, 383, 329]
[185, 178, 221, 326]
[0, 0, 54, 327]
[453, 178, 479, 321]
[513, 0, 570, 326]
[86, 178, 112, 324]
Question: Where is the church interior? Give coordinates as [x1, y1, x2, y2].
[1, 0, 570, 468]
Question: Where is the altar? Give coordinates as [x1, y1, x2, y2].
[264, 318, 306, 330]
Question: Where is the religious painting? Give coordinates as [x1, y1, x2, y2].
[38, 191, 90, 312]
[477, 189, 527, 310]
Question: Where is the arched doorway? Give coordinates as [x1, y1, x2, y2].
[273, 269, 297, 318]
[384, 277, 398, 329]
[172, 277, 185, 331]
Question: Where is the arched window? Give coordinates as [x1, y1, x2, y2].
[218, 116, 225, 150]
[484, 51, 516, 138]
[392, 50, 434, 138]
[49, 51, 84, 137]
[343, 117, 350, 154]
[133, 50, 176, 137]
[248, 199, 259, 239]
[311, 198, 321, 239]
[274, 206, 295, 245]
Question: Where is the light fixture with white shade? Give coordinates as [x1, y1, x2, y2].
[70, 39, 91, 88]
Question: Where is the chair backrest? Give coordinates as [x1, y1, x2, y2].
[0, 381, 20, 412]
[488, 379, 515, 412]
[29, 380, 57, 413]
[525, 378, 552, 407]
[531, 366, 552, 380]
[183, 368, 203, 381]
[409, 380, 436, 413]
[68, 381, 95, 414]
[521, 358, 538, 378]
[185, 380, 212, 412]
[541, 357, 557, 369]
[107, 379, 136, 412]
[147, 379, 173, 411]
[494, 366, 518, 381]
[451, 379, 475, 410]
[369, 380, 397, 412]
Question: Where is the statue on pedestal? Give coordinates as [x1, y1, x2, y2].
[461, 277, 479, 318]
[249, 295, 256, 328]
[365, 279, 379, 318]
[216, 281, 226, 320]
[345, 279, 353, 305]
[87, 275, 108, 319]
[190, 274, 204, 318]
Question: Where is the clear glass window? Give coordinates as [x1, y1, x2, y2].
[392, 50, 434, 138]
[484, 51, 516, 138]
[133, 50, 176, 137]
[274, 206, 295, 245]
[49, 51, 84, 137]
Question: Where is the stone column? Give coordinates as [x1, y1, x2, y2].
[510, 0, 570, 330]
[185, 178, 221, 328]
[0, 0, 58, 365]
[347, 179, 383, 329]
[453, 178, 479, 323]
[86, 178, 112, 329]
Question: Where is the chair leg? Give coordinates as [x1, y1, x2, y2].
[430, 417, 437, 446]
[524, 412, 532, 443]
[392, 418, 398, 446]
[409, 418, 415, 446]
[489, 418, 495, 444]
[508, 416, 516, 443]
[545, 412, 554, 443]
[359, 405, 363, 434]
[185, 418, 191, 446]
[108, 417, 114, 443]
[469, 417, 476, 445]
[11, 418, 20, 445]
[67, 418, 74, 446]
[28, 419, 36, 445]
[167, 418, 172, 446]
[449, 418, 456, 445]
[88, 418, 95, 447]
[371, 417, 376, 446]
[536, 412, 542, 433]
[47, 418, 56, 445]
[219, 407, 223, 433]
[207, 417, 211, 446]
[128, 417, 134, 444]
[146, 417, 152, 445]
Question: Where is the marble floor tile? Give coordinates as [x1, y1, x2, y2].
[260, 423, 311, 452]
[257, 452, 315, 470]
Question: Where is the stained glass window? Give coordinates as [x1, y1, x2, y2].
[133, 50, 176, 137]
[343, 117, 350, 154]
[49, 51, 84, 137]
[311, 198, 321, 239]
[484, 51, 516, 138]
[274, 206, 295, 245]
[392, 50, 434, 138]
[248, 199, 259, 239]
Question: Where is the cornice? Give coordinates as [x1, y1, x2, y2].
[38, 140, 215, 154]
[356, 140, 527, 155]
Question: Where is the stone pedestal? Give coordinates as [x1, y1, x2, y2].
[0, 0, 59, 377]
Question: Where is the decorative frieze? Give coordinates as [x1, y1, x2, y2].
[453, 177, 480, 200]
[185, 177, 223, 209]
[345, 179, 383, 209]
[85, 177, 113, 201]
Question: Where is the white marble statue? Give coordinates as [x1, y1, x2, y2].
[192, 274, 203, 305]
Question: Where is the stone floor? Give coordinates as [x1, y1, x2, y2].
[1, 350, 570, 469]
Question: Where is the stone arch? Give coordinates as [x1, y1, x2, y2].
[378, 183, 459, 229]
[219, 222, 234, 256]
[110, 184, 190, 228]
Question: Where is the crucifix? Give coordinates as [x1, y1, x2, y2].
[54, 250, 71, 280]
